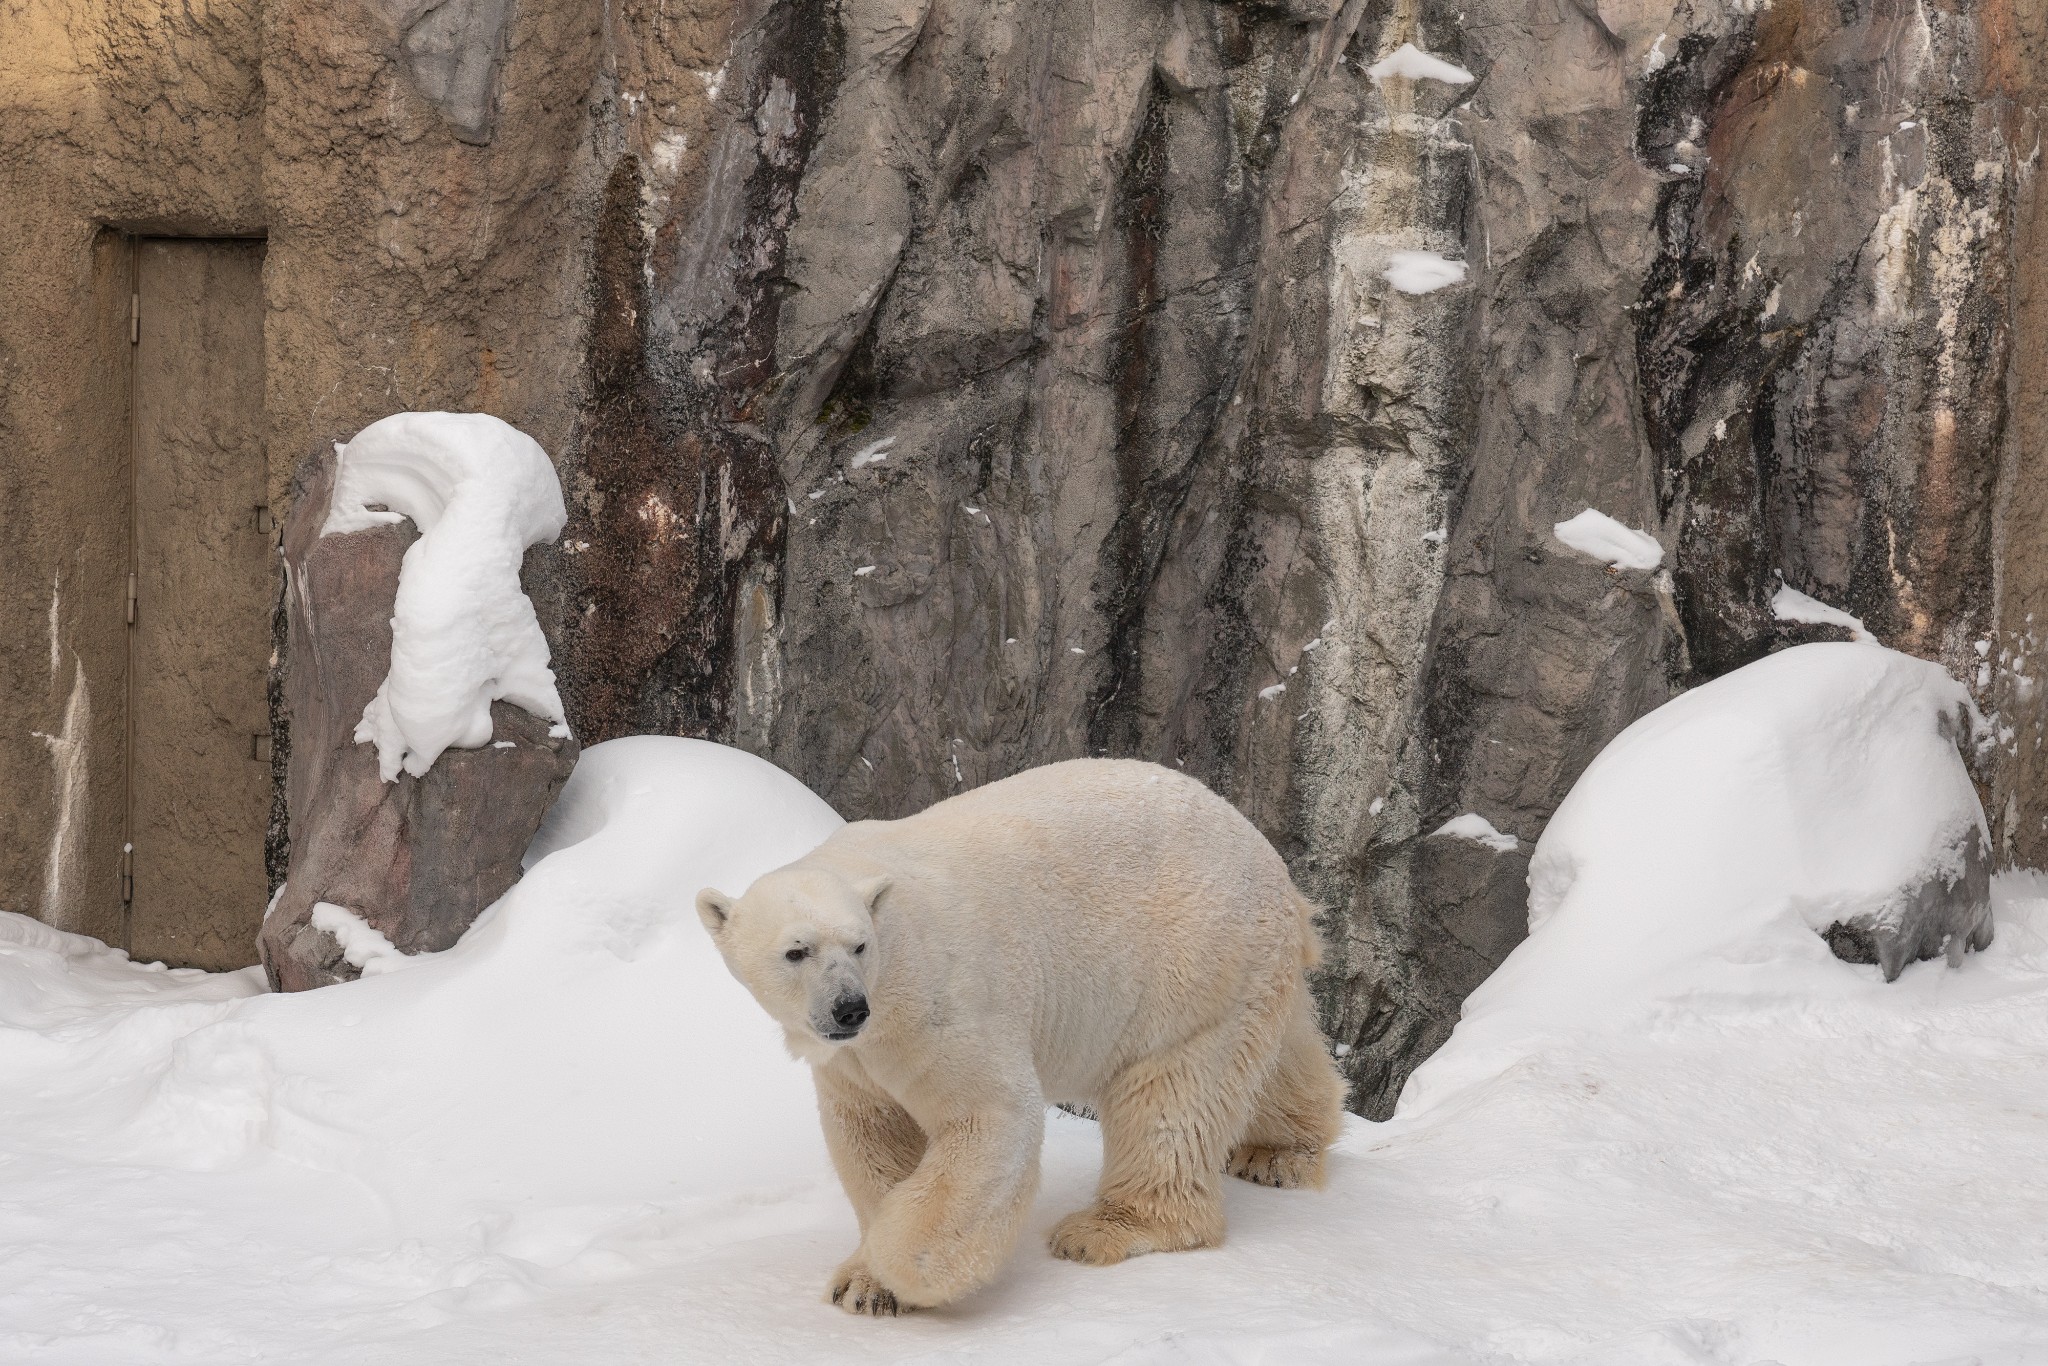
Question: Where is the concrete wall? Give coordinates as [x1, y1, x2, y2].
[0, 0, 264, 946]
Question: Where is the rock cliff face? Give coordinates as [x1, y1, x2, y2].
[5, 0, 2044, 1109]
[579, 0, 2047, 1113]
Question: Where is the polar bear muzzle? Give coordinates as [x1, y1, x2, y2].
[823, 992, 869, 1040]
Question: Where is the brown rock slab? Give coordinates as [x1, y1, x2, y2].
[258, 449, 576, 992]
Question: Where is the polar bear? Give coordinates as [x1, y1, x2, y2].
[694, 758, 1346, 1315]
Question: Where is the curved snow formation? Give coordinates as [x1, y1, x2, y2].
[323, 411, 570, 780]
[1404, 642, 1987, 1113]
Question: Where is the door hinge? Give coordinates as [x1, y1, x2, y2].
[121, 844, 134, 906]
[126, 572, 137, 625]
[130, 292, 139, 346]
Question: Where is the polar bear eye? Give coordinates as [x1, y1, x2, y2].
[852, 943, 866, 955]
[784, 946, 809, 962]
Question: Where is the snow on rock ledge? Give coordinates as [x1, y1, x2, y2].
[1772, 580, 1875, 642]
[1431, 812, 1520, 852]
[325, 412, 570, 781]
[1366, 42, 1475, 86]
[1405, 643, 1993, 1113]
[1552, 508, 1664, 570]
[1383, 250, 1468, 295]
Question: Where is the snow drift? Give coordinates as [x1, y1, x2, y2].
[324, 412, 570, 780]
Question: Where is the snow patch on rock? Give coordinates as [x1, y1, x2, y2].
[1552, 508, 1664, 570]
[1384, 250, 1468, 295]
[1431, 812, 1520, 852]
[324, 412, 570, 781]
[1772, 581, 1875, 642]
[1367, 43, 1475, 86]
[848, 436, 894, 469]
[310, 902, 408, 976]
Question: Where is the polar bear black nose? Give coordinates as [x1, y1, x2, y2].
[832, 996, 869, 1032]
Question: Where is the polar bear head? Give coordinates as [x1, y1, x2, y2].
[695, 868, 890, 1054]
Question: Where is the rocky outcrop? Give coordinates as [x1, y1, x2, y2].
[258, 452, 576, 991]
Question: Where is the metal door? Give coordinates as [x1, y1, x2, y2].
[127, 238, 272, 970]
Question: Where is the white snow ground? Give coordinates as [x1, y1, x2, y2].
[3, 656, 2048, 1364]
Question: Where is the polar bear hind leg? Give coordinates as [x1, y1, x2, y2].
[1227, 985, 1345, 1189]
[1050, 988, 1285, 1266]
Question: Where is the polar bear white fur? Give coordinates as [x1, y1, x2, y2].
[695, 758, 1346, 1315]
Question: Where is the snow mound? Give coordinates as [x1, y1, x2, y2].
[1772, 581, 1874, 641]
[1404, 642, 1987, 1113]
[1552, 508, 1663, 570]
[324, 412, 570, 780]
[1367, 42, 1475, 86]
[1, 736, 840, 1234]
[1431, 812, 1519, 852]
[1384, 250, 1468, 294]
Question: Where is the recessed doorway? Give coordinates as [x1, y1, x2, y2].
[125, 238, 273, 970]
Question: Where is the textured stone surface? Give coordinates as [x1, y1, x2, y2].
[257, 452, 576, 991]
[4, 0, 2045, 1104]
[1821, 827, 1995, 983]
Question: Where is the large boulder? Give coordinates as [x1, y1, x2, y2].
[259, 438, 577, 991]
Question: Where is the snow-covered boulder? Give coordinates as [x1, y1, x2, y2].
[1406, 643, 1993, 1112]
[259, 415, 579, 991]
[1524, 643, 1992, 988]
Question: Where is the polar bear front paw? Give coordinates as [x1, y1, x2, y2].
[828, 1257, 912, 1317]
[1227, 1143, 1324, 1188]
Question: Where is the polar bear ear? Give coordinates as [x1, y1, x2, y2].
[853, 875, 892, 912]
[695, 888, 734, 935]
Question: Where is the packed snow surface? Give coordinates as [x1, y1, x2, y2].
[1431, 812, 1518, 852]
[1366, 42, 1475, 85]
[1384, 249, 1468, 294]
[1551, 507, 1664, 570]
[3, 670, 2048, 1363]
[1772, 580, 1876, 641]
[323, 412, 569, 780]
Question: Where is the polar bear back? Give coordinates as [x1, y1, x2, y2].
[800, 758, 1315, 1106]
